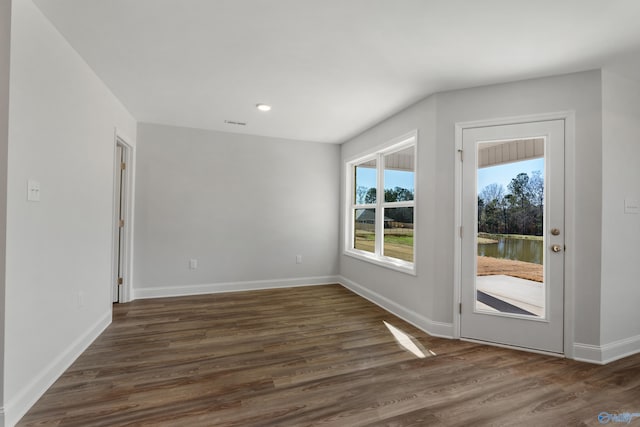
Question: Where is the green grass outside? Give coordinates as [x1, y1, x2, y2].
[384, 234, 413, 245]
[355, 231, 413, 245]
[478, 237, 498, 244]
[478, 232, 543, 241]
[354, 230, 414, 262]
[355, 231, 375, 241]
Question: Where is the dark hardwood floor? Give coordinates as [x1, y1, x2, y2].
[18, 284, 640, 426]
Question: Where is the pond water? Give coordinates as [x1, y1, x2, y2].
[478, 236, 543, 265]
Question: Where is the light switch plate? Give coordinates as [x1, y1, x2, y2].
[624, 198, 639, 214]
[27, 180, 41, 202]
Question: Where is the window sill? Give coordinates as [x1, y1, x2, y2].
[343, 249, 416, 276]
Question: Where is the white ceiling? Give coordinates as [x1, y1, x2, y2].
[33, 0, 640, 143]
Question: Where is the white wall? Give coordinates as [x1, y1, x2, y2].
[133, 123, 339, 298]
[339, 96, 443, 335]
[0, 0, 11, 424]
[340, 71, 604, 349]
[600, 68, 640, 355]
[435, 71, 603, 347]
[5, 1, 137, 425]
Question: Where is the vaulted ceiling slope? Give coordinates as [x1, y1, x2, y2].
[33, 0, 640, 143]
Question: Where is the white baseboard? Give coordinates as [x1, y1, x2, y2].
[5, 310, 111, 427]
[574, 334, 640, 365]
[337, 275, 454, 339]
[573, 343, 604, 364]
[132, 275, 340, 300]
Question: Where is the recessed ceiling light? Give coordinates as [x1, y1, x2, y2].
[256, 103, 272, 112]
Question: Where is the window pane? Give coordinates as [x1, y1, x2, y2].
[476, 138, 545, 318]
[354, 208, 375, 253]
[384, 147, 415, 202]
[355, 159, 377, 204]
[383, 207, 414, 262]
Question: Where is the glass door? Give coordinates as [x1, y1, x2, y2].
[460, 120, 565, 354]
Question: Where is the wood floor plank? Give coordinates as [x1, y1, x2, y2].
[17, 284, 640, 426]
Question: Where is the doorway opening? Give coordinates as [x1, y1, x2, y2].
[112, 137, 133, 303]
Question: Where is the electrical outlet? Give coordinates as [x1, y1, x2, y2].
[189, 259, 198, 269]
[296, 255, 302, 264]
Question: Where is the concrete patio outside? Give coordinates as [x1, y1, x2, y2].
[475, 274, 544, 317]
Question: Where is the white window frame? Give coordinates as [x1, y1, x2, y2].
[344, 130, 417, 275]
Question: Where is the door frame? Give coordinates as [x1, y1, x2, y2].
[453, 111, 576, 358]
[111, 129, 135, 303]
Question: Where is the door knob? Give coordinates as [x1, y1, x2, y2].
[551, 244, 562, 253]
[550, 228, 560, 236]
